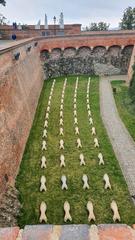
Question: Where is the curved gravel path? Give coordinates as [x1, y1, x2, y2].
[100, 75, 135, 204]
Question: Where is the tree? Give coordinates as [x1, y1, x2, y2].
[98, 22, 110, 30]
[0, 13, 6, 24]
[0, 0, 6, 6]
[0, 0, 6, 25]
[84, 22, 110, 31]
[89, 22, 99, 31]
[120, 7, 135, 30]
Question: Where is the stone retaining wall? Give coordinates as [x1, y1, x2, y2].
[41, 46, 133, 77]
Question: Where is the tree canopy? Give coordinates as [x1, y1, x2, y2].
[84, 22, 110, 31]
[120, 6, 135, 30]
[0, 0, 6, 6]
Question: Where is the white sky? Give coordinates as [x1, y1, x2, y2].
[0, 0, 135, 29]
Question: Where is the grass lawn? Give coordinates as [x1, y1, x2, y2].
[111, 80, 135, 141]
[16, 76, 135, 227]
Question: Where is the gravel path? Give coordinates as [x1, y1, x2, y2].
[100, 75, 135, 203]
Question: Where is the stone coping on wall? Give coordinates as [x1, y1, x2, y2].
[0, 38, 34, 53]
[0, 224, 135, 240]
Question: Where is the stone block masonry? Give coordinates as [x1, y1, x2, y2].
[41, 45, 133, 78]
[39, 32, 135, 78]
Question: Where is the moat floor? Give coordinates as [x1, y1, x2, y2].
[16, 75, 135, 227]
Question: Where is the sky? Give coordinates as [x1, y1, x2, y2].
[0, 0, 135, 29]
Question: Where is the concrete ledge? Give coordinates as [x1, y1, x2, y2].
[22, 225, 53, 240]
[0, 227, 20, 240]
[0, 225, 135, 240]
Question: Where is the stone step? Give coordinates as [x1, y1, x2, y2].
[0, 224, 135, 240]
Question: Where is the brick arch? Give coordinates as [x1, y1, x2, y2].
[50, 48, 62, 59]
[92, 46, 106, 57]
[108, 45, 121, 57]
[77, 46, 91, 57]
[40, 49, 49, 60]
[121, 45, 134, 55]
[93, 45, 106, 50]
[51, 47, 62, 51]
[108, 45, 121, 51]
[63, 47, 76, 57]
[78, 46, 91, 50]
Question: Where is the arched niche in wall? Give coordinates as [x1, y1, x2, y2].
[92, 46, 106, 57]
[50, 48, 62, 60]
[63, 47, 76, 58]
[121, 45, 134, 56]
[40, 49, 49, 60]
[108, 45, 121, 57]
[77, 46, 91, 57]
[121, 45, 134, 71]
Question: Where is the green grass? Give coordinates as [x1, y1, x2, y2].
[16, 76, 135, 227]
[111, 80, 135, 141]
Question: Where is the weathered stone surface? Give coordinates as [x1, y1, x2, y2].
[0, 224, 135, 240]
[98, 224, 134, 240]
[94, 63, 121, 76]
[0, 186, 21, 227]
[60, 225, 89, 240]
[41, 46, 133, 78]
[22, 225, 53, 240]
[0, 227, 20, 240]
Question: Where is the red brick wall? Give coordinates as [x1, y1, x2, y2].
[0, 42, 44, 199]
[0, 24, 81, 39]
[39, 33, 135, 51]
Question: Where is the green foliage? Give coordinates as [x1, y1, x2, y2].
[85, 22, 110, 31]
[111, 80, 135, 141]
[16, 76, 135, 227]
[98, 22, 110, 30]
[120, 6, 135, 30]
[0, 13, 6, 25]
[129, 63, 135, 105]
[88, 22, 99, 31]
[0, 0, 6, 6]
[0, 0, 6, 25]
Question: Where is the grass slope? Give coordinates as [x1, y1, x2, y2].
[16, 76, 135, 227]
[111, 80, 135, 141]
